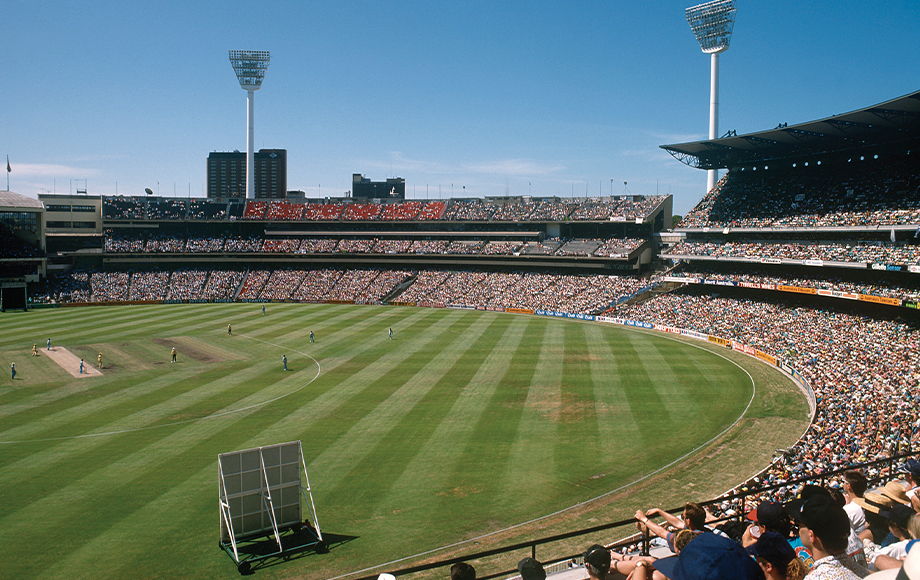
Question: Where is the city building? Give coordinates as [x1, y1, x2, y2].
[352, 174, 405, 200]
[207, 149, 287, 199]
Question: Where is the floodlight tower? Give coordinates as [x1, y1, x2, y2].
[686, 0, 736, 194]
[229, 50, 270, 200]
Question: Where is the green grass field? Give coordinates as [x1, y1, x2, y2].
[0, 303, 808, 580]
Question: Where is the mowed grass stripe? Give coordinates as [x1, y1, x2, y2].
[584, 325, 644, 482]
[343, 313, 539, 546]
[552, 322, 602, 484]
[419, 315, 553, 532]
[309, 311, 503, 509]
[629, 332, 699, 419]
[317, 314, 510, 545]
[486, 318, 564, 520]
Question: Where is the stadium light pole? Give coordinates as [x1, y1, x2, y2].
[685, 0, 736, 194]
[229, 50, 270, 200]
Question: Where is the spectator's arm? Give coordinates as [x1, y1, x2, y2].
[646, 508, 685, 530]
[635, 510, 670, 541]
[873, 554, 903, 570]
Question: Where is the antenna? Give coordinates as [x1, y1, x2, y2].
[686, 0, 736, 194]
[229, 50, 270, 200]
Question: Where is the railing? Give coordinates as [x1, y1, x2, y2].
[352, 449, 916, 580]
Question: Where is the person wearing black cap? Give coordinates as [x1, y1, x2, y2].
[795, 495, 870, 579]
[749, 531, 808, 580]
[517, 557, 546, 580]
[584, 544, 611, 580]
[450, 562, 475, 580]
[745, 501, 795, 548]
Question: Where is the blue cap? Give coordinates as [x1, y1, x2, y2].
[652, 533, 764, 580]
[746, 531, 796, 571]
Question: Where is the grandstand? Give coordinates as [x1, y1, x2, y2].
[2, 89, 920, 580]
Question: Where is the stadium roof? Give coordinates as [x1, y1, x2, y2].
[661, 89, 920, 170]
[0, 190, 44, 211]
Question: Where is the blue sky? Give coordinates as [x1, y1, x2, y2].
[5, 1, 920, 215]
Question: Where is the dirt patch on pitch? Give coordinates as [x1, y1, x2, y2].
[41, 347, 103, 378]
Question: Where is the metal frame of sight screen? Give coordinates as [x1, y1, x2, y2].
[218, 441, 321, 562]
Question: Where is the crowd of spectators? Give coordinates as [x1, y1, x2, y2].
[303, 203, 344, 220]
[102, 196, 661, 223]
[594, 238, 644, 257]
[262, 238, 300, 253]
[667, 240, 920, 267]
[298, 238, 339, 253]
[666, 265, 920, 302]
[223, 235, 262, 252]
[33, 267, 651, 313]
[680, 155, 920, 229]
[480, 241, 523, 255]
[265, 202, 304, 221]
[89, 271, 129, 302]
[242, 201, 269, 220]
[341, 203, 382, 221]
[166, 269, 208, 301]
[408, 240, 449, 254]
[399, 270, 650, 313]
[202, 270, 245, 301]
[128, 270, 168, 300]
[104, 197, 235, 221]
[617, 289, 920, 506]
[237, 270, 271, 299]
[101, 231, 643, 259]
[378, 201, 422, 220]
[491, 201, 538, 221]
[293, 269, 343, 301]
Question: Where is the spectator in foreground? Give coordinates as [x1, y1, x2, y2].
[652, 532, 764, 580]
[450, 562, 475, 580]
[748, 531, 808, 580]
[855, 493, 895, 545]
[793, 495, 870, 579]
[517, 557, 545, 580]
[843, 470, 870, 536]
[608, 531, 690, 577]
[744, 501, 794, 549]
[584, 544, 611, 580]
[863, 542, 919, 580]
[868, 506, 918, 570]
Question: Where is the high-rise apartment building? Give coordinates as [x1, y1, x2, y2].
[207, 149, 287, 199]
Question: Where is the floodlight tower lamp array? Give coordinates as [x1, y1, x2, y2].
[229, 50, 270, 200]
[686, 0, 736, 195]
